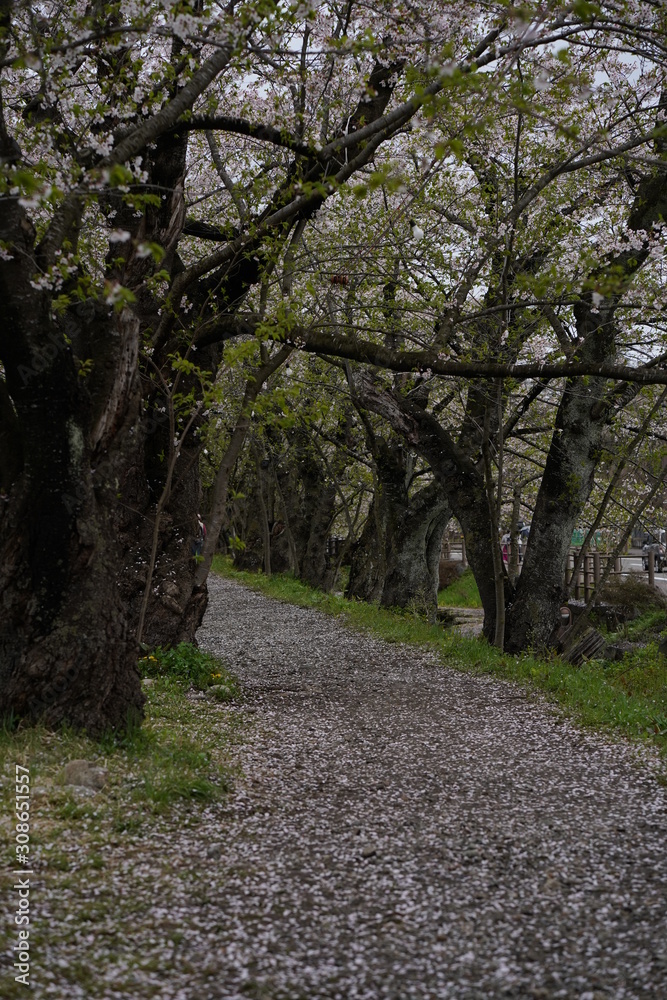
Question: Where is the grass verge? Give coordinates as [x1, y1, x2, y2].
[139, 642, 242, 701]
[438, 568, 482, 608]
[0, 649, 245, 999]
[214, 556, 667, 760]
[0, 651, 242, 834]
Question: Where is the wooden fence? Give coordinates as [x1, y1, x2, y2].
[565, 548, 661, 597]
[564, 551, 622, 601]
[443, 532, 661, 596]
[442, 532, 467, 567]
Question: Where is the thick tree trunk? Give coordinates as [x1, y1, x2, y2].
[0, 223, 145, 729]
[346, 429, 450, 617]
[0, 493, 145, 731]
[346, 497, 386, 602]
[352, 375, 503, 637]
[504, 375, 608, 652]
[503, 193, 654, 650]
[381, 498, 450, 619]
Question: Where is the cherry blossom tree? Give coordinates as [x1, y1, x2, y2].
[1, 0, 665, 730]
[246, 5, 667, 648]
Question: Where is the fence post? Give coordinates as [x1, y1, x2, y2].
[593, 552, 601, 591]
[461, 535, 467, 569]
[584, 555, 591, 601]
[649, 548, 655, 587]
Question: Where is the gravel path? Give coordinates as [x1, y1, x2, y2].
[196, 575, 667, 1000]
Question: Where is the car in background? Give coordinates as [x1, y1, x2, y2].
[642, 540, 666, 572]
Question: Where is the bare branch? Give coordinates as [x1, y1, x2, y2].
[205, 130, 247, 221]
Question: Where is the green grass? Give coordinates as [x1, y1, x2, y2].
[139, 641, 241, 700]
[438, 568, 482, 607]
[613, 608, 667, 643]
[0, 657, 246, 1000]
[213, 556, 667, 759]
[0, 661, 242, 844]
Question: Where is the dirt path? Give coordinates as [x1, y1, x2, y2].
[195, 576, 667, 1000]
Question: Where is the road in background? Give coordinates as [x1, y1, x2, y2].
[448, 547, 667, 593]
[619, 554, 667, 592]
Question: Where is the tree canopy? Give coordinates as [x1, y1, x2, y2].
[1, 0, 666, 729]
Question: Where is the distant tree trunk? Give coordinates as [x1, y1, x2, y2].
[346, 493, 387, 602]
[299, 478, 337, 589]
[282, 434, 338, 591]
[345, 429, 449, 618]
[351, 373, 507, 640]
[193, 348, 292, 591]
[381, 493, 450, 619]
[449, 475, 505, 642]
[504, 373, 608, 652]
[231, 425, 340, 591]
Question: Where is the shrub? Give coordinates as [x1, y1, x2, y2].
[598, 574, 667, 621]
[438, 559, 465, 589]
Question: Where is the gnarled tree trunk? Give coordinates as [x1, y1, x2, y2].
[346, 429, 450, 619]
[346, 496, 387, 603]
[0, 223, 146, 730]
[351, 374, 504, 638]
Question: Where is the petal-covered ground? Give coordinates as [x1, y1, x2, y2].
[193, 575, 667, 1000]
[4, 575, 666, 1000]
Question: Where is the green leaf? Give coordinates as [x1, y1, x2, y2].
[572, 0, 600, 17]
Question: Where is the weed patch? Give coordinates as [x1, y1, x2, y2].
[608, 608, 667, 643]
[139, 642, 241, 700]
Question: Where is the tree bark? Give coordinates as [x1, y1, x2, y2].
[345, 420, 450, 617]
[0, 214, 145, 729]
[381, 490, 450, 619]
[346, 496, 386, 602]
[352, 373, 503, 638]
[504, 372, 610, 651]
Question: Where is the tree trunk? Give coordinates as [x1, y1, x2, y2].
[135, 424, 210, 650]
[381, 497, 450, 619]
[345, 427, 450, 617]
[0, 494, 145, 732]
[0, 230, 145, 730]
[346, 496, 387, 602]
[267, 428, 339, 591]
[352, 375, 504, 636]
[504, 374, 608, 652]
